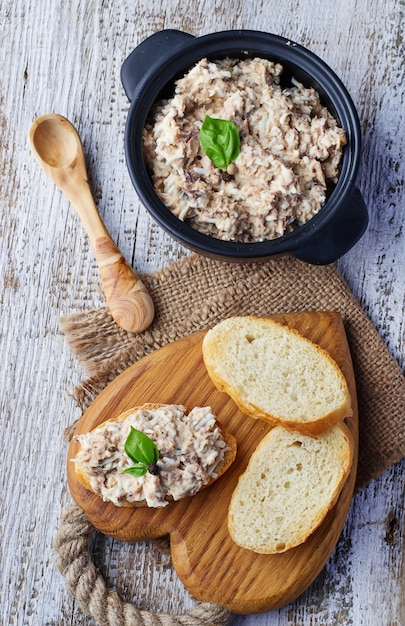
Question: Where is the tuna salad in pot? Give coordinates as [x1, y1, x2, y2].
[122, 29, 368, 263]
[142, 57, 347, 243]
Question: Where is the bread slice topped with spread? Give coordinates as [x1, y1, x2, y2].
[72, 403, 237, 508]
[228, 423, 354, 554]
[202, 316, 353, 435]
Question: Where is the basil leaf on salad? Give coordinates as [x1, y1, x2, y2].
[124, 463, 149, 477]
[199, 115, 240, 169]
[124, 427, 159, 476]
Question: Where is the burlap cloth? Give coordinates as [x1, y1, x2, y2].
[54, 253, 405, 626]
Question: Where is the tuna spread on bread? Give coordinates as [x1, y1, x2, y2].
[73, 404, 230, 507]
[143, 57, 347, 243]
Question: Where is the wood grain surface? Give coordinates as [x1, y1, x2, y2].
[0, 1, 404, 625]
[67, 312, 358, 614]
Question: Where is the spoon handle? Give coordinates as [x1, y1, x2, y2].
[63, 174, 155, 334]
[90, 228, 155, 334]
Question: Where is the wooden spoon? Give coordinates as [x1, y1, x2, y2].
[28, 113, 155, 333]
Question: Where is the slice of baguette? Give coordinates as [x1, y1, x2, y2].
[73, 403, 237, 508]
[228, 423, 354, 554]
[202, 316, 352, 435]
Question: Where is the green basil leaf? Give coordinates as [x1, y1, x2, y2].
[124, 463, 148, 477]
[124, 427, 159, 466]
[199, 115, 240, 169]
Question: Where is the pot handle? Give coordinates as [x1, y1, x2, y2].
[291, 187, 369, 265]
[121, 29, 195, 101]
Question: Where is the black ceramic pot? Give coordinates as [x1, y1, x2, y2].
[121, 29, 368, 264]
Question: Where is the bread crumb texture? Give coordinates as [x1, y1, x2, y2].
[228, 424, 353, 553]
[202, 316, 352, 433]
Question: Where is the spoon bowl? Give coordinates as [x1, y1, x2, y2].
[31, 116, 78, 167]
[28, 114, 155, 333]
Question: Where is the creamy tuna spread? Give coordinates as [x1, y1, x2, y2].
[143, 57, 347, 242]
[73, 405, 229, 508]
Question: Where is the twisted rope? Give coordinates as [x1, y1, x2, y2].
[54, 505, 231, 626]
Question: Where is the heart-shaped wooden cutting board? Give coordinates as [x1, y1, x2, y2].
[67, 311, 358, 614]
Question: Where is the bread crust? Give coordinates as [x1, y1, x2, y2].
[74, 403, 237, 508]
[203, 316, 353, 435]
[228, 422, 354, 553]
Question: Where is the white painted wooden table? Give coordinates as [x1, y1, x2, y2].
[1, 1, 403, 624]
